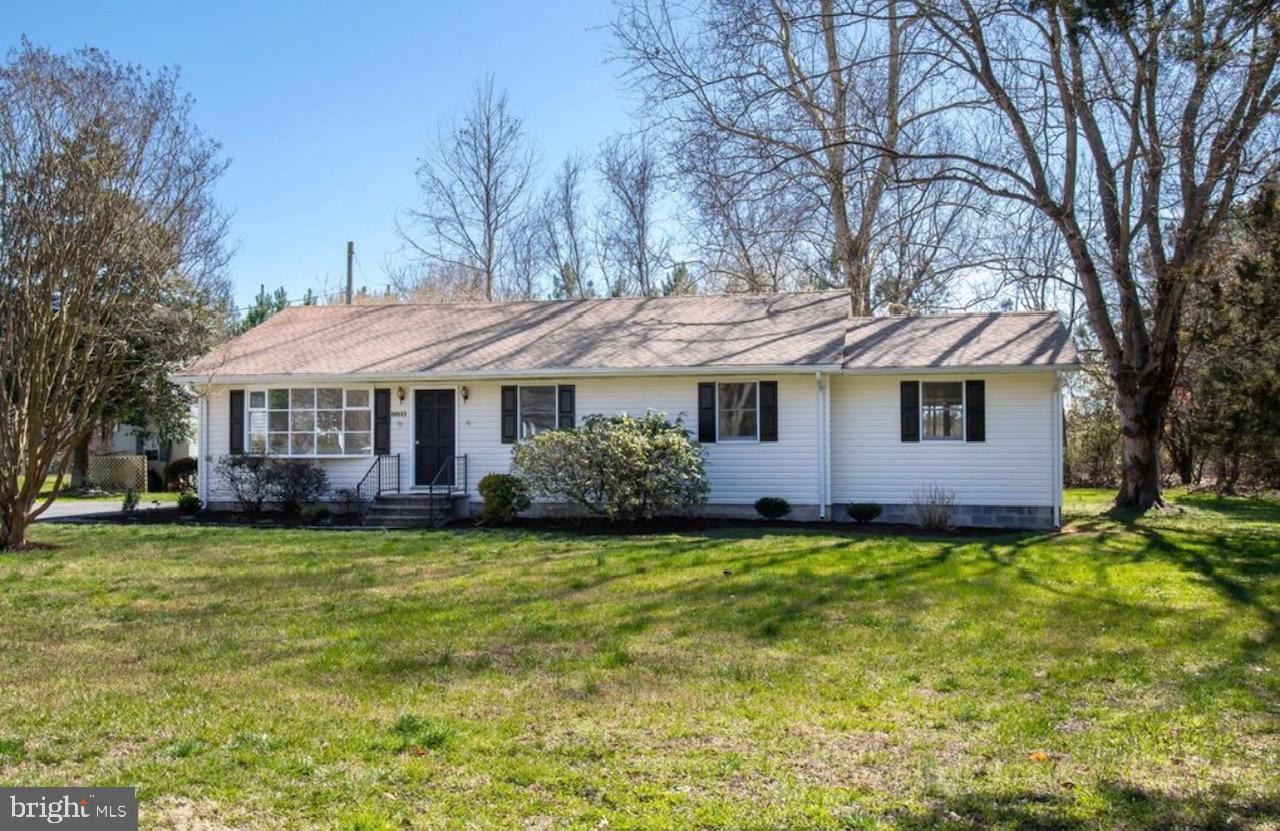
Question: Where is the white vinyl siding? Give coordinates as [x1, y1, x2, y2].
[831, 373, 1058, 506]
[457, 375, 821, 505]
[200, 385, 410, 502]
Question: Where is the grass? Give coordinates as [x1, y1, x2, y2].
[35, 475, 180, 503]
[3, 489, 1278, 829]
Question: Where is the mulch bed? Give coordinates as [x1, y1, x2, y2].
[52, 509, 1018, 537]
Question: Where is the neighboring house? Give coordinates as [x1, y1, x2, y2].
[87, 407, 198, 488]
[173, 291, 1078, 528]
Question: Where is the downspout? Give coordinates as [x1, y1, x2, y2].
[1052, 372, 1063, 528]
[198, 391, 210, 508]
[816, 371, 830, 519]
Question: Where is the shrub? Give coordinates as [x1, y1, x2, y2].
[477, 473, 531, 522]
[121, 489, 139, 513]
[166, 457, 198, 491]
[176, 492, 201, 514]
[847, 502, 883, 523]
[511, 412, 709, 521]
[268, 461, 329, 513]
[754, 497, 791, 519]
[215, 455, 274, 513]
[911, 485, 955, 531]
[301, 505, 332, 524]
[213, 456, 328, 513]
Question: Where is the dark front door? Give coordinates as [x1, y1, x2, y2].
[414, 389, 456, 487]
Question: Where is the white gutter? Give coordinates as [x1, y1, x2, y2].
[839, 363, 1082, 376]
[171, 363, 844, 386]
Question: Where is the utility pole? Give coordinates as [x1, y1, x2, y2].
[345, 241, 354, 305]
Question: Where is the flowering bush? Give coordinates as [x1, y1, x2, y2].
[511, 412, 708, 520]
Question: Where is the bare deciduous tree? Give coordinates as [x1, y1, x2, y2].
[0, 42, 228, 548]
[539, 154, 596, 298]
[401, 76, 536, 301]
[905, 0, 1280, 509]
[597, 133, 667, 296]
[612, 0, 965, 313]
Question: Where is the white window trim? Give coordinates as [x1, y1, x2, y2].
[716, 380, 760, 443]
[517, 383, 564, 440]
[245, 385, 376, 459]
[920, 380, 966, 443]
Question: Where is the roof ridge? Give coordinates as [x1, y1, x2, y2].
[850, 310, 1060, 320]
[274, 289, 850, 311]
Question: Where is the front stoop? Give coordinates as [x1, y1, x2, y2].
[362, 491, 464, 528]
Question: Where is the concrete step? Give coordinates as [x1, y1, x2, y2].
[365, 507, 447, 520]
[363, 516, 444, 528]
[372, 493, 456, 507]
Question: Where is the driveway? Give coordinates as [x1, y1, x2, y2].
[35, 501, 129, 521]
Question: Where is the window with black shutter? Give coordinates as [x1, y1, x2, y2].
[900, 381, 920, 442]
[500, 386, 518, 444]
[374, 388, 391, 455]
[557, 385, 576, 429]
[965, 380, 986, 442]
[697, 382, 716, 443]
[759, 381, 778, 442]
[229, 390, 245, 455]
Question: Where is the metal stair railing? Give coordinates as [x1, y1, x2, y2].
[353, 454, 400, 516]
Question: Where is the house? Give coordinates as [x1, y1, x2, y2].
[173, 291, 1078, 528]
[88, 409, 198, 490]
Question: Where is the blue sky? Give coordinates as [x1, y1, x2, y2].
[4, 1, 634, 309]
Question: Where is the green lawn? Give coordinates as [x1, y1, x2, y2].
[3, 490, 1278, 829]
[35, 475, 180, 503]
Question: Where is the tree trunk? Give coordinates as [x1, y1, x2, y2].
[0, 504, 29, 550]
[70, 436, 90, 488]
[1115, 389, 1166, 510]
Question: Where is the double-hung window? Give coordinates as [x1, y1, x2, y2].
[519, 386, 558, 438]
[921, 381, 964, 441]
[717, 382, 758, 441]
[247, 387, 373, 456]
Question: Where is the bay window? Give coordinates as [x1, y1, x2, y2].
[247, 387, 373, 456]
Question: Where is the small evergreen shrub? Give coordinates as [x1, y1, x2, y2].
[477, 473, 531, 522]
[166, 457, 198, 491]
[754, 497, 792, 519]
[121, 489, 139, 513]
[177, 492, 201, 514]
[847, 502, 883, 523]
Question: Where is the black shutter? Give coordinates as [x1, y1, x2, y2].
[759, 381, 778, 442]
[374, 388, 391, 455]
[900, 381, 920, 442]
[557, 385, 576, 429]
[228, 390, 245, 455]
[965, 379, 986, 442]
[697, 382, 716, 443]
[501, 385, 518, 444]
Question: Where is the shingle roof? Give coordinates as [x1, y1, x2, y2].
[844, 312, 1077, 370]
[178, 294, 1077, 380]
[181, 291, 852, 378]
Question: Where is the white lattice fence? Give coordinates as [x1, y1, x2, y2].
[87, 455, 148, 493]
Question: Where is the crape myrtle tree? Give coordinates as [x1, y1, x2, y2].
[900, 0, 1280, 509]
[0, 42, 228, 548]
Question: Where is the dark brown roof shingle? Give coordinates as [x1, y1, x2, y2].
[178, 293, 1077, 379]
[844, 311, 1077, 369]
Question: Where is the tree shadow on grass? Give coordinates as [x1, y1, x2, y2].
[892, 781, 1280, 830]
